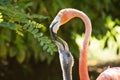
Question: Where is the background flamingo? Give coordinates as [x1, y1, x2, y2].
[49, 8, 120, 80]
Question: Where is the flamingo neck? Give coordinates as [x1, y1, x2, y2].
[76, 10, 91, 80]
[61, 9, 92, 80]
[63, 68, 72, 80]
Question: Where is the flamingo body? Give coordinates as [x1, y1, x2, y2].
[97, 67, 120, 80]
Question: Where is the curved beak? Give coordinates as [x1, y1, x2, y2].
[58, 37, 69, 51]
[53, 40, 64, 53]
[53, 36, 70, 54]
[49, 15, 61, 40]
[49, 21, 58, 40]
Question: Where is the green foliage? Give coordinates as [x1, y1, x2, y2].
[0, 0, 12, 5]
[23, 20, 57, 55]
[0, 22, 16, 29]
[0, 1, 57, 63]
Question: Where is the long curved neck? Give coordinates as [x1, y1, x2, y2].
[61, 9, 92, 80]
[76, 10, 91, 80]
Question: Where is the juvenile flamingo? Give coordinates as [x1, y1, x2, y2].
[53, 36, 74, 80]
[49, 8, 120, 80]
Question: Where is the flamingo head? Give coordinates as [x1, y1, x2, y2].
[49, 9, 76, 40]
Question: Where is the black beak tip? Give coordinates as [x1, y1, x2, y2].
[49, 21, 58, 41]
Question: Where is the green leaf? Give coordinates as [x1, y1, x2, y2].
[23, 23, 29, 29]
[0, 12, 3, 22]
[40, 41, 44, 46]
[43, 45, 48, 50]
[16, 51, 26, 64]
[34, 33, 43, 38]
[47, 47, 51, 53]
[32, 29, 39, 34]
[30, 14, 48, 19]
[45, 40, 51, 44]
[0, 0, 12, 5]
[9, 47, 17, 58]
[16, 29, 24, 36]
[28, 26, 34, 32]
[36, 33, 43, 37]
[0, 22, 16, 30]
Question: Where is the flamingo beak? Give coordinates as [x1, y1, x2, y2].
[49, 14, 61, 40]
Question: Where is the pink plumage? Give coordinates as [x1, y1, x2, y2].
[97, 67, 120, 80]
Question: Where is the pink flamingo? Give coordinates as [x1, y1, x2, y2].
[49, 8, 120, 80]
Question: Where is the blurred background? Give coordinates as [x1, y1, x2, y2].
[0, 0, 120, 80]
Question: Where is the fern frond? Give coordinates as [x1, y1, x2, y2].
[23, 20, 57, 55]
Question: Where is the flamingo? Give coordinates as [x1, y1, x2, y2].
[53, 36, 74, 80]
[49, 8, 120, 80]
